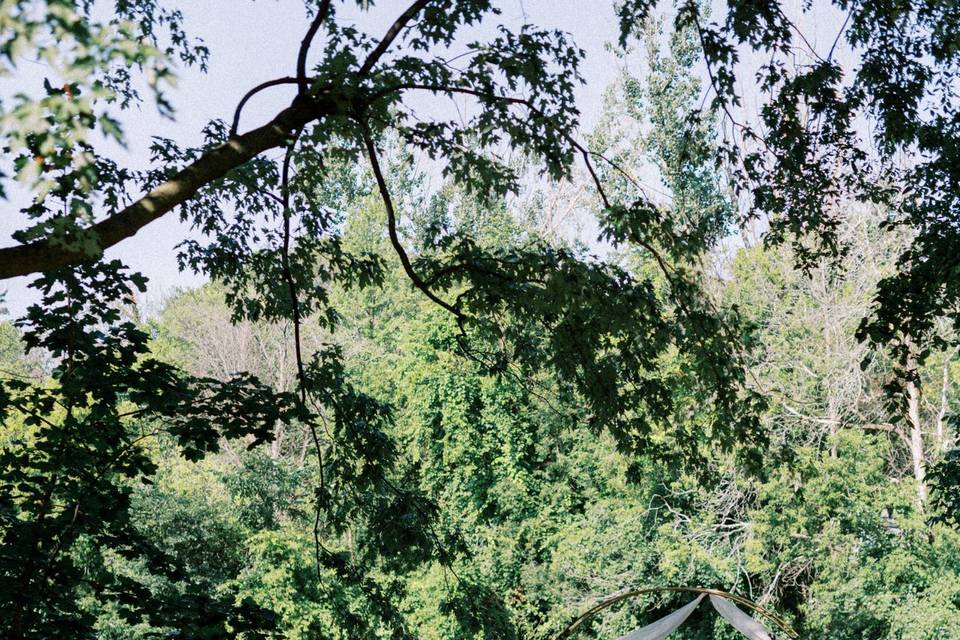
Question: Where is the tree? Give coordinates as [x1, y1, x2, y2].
[2, 0, 960, 637]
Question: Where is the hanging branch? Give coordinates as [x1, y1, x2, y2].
[361, 124, 462, 318]
[368, 83, 681, 285]
[278, 130, 328, 579]
[368, 83, 763, 396]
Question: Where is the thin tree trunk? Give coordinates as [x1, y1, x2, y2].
[906, 376, 928, 509]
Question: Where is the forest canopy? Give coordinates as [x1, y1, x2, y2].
[1, 1, 959, 638]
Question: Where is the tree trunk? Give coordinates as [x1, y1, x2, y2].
[906, 377, 928, 509]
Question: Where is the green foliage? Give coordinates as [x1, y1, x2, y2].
[2, 1, 960, 638]
[932, 448, 960, 525]
[0, 261, 290, 637]
[613, 0, 960, 373]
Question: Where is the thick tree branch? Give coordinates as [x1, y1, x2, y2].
[0, 2, 437, 282]
[0, 97, 335, 280]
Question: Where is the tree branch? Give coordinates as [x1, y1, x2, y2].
[277, 129, 328, 582]
[361, 125, 460, 317]
[297, 0, 334, 93]
[230, 76, 300, 135]
[357, 0, 432, 76]
[373, 82, 767, 395]
[373, 83, 684, 290]
[0, 97, 336, 280]
[0, 1, 440, 281]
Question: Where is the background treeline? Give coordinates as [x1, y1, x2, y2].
[2, 15, 959, 640]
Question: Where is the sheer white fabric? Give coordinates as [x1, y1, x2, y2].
[616, 595, 705, 640]
[709, 594, 773, 640]
[614, 593, 776, 640]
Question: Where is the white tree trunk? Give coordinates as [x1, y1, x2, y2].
[906, 377, 928, 509]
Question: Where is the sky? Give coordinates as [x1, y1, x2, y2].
[0, 0, 631, 318]
[0, 0, 845, 318]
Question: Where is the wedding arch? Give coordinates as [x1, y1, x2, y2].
[554, 587, 799, 640]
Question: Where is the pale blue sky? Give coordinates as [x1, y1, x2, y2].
[1, 0, 628, 317]
[0, 0, 844, 317]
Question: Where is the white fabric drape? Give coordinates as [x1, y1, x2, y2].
[614, 593, 776, 640]
[708, 595, 773, 640]
[616, 595, 705, 640]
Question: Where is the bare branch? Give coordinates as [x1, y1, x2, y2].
[297, 0, 334, 93]
[936, 348, 956, 452]
[780, 400, 840, 426]
[231, 77, 300, 135]
[357, 0, 432, 77]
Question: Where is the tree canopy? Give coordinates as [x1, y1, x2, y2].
[1, 1, 959, 638]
